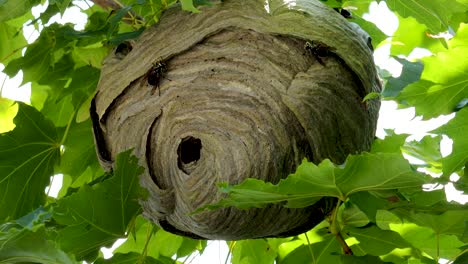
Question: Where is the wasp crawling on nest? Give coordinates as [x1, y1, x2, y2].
[305, 41, 336, 66]
[143, 61, 168, 96]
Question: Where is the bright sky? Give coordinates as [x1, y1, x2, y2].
[0, 1, 466, 263]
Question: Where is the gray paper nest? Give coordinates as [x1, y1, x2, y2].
[91, 0, 381, 240]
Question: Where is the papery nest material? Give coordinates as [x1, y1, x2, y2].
[91, 0, 381, 240]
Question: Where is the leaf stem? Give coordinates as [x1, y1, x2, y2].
[329, 200, 353, 255]
[329, 200, 341, 235]
[304, 232, 316, 263]
[141, 223, 156, 258]
[60, 111, 76, 145]
[137, 223, 156, 264]
[447, 248, 468, 264]
[336, 232, 353, 255]
[0, 45, 28, 63]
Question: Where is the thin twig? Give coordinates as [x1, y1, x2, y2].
[91, 0, 122, 10]
[335, 232, 353, 255]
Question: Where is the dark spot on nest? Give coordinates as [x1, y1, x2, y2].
[177, 136, 202, 174]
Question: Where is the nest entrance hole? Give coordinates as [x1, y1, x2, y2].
[177, 136, 202, 173]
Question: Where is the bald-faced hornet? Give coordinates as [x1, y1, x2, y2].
[143, 61, 167, 96]
[305, 41, 335, 66]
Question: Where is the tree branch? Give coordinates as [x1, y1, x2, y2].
[90, 0, 122, 10]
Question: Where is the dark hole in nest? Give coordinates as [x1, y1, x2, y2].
[177, 136, 202, 172]
[115, 41, 132, 59]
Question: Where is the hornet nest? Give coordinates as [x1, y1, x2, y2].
[91, 0, 381, 240]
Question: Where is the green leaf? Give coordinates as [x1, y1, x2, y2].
[342, 1, 374, 16]
[180, 0, 199, 13]
[340, 202, 370, 228]
[433, 107, 468, 176]
[276, 222, 328, 261]
[58, 119, 103, 181]
[0, 102, 60, 221]
[454, 250, 468, 264]
[390, 223, 464, 260]
[107, 5, 133, 38]
[4, 23, 86, 87]
[30, 53, 75, 111]
[349, 192, 390, 223]
[67, 66, 100, 107]
[114, 215, 152, 252]
[455, 165, 468, 193]
[232, 239, 277, 264]
[410, 189, 447, 207]
[0, 97, 17, 133]
[349, 15, 387, 48]
[76, 93, 94, 122]
[279, 234, 341, 264]
[382, 58, 424, 98]
[362, 92, 380, 102]
[332, 153, 426, 197]
[3, 27, 54, 83]
[0, 226, 76, 263]
[371, 131, 407, 154]
[0, 21, 27, 64]
[396, 24, 468, 118]
[38, 64, 99, 126]
[30, 82, 52, 111]
[153, 229, 185, 257]
[115, 215, 201, 259]
[198, 152, 426, 213]
[0, 0, 41, 22]
[108, 28, 145, 45]
[320, 0, 344, 8]
[53, 150, 146, 261]
[72, 45, 110, 68]
[177, 237, 207, 258]
[346, 225, 413, 256]
[390, 15, 444, 56]
[276, 240, 304, 261]
[450, 20, 468, 49]
[378, 209, 467, 259]
[402, 135, 442, 170]
[396, 209, 468, 237]
[376, 210, 402, 230]
[41, 94, 75, 127]
[0, 207, 71, 262]
[386, 0, 468, 33]
[37, 2, 61, 24]
[49, 0, 72, 15]
[14, 206, 52, 230]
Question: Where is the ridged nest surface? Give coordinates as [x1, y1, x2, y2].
[91, 0, 381, 240]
